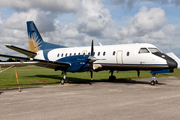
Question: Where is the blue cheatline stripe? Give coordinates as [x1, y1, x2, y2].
[95, 63, 168, 68]
[97, 63, 168, 66]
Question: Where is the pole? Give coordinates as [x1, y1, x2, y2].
[14, 67, 21, 92]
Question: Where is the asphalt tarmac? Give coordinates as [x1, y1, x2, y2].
[1, 77, 180, 120]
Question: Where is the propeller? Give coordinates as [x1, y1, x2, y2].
[88, 39, 96, 80]
[88, 39, 105, 80]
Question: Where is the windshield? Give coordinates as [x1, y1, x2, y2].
[139, 48, 150, 54]
[148, 48, 161, 53]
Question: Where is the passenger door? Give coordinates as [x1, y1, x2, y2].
[116, 50, 123, 65]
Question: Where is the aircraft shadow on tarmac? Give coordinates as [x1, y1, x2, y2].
[0, 86, 42, 92]
[28, 75, 167, 86]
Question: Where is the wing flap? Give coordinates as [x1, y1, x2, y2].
[5, 44, 37, 58]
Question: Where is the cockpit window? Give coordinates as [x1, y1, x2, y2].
[139, 48, 150, 54]
[148, 48, 161, 53]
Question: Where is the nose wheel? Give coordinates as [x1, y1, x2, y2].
[150, 73, 158, 86]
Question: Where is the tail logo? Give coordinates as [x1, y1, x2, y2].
[28, 34, 42, 53]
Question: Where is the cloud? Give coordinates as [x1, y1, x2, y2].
[111, 0, 180, 9]
[112, 6, 166, 41]
[3, 9, 37, 30]
[77, 0, 113, 37]
[129, 6, 166, 36]
[3, 9, 58, 33]
[0, 0, 81, 13]
[0, 13, 2, 24]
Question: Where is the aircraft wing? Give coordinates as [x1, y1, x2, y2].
[5, 44, 37, 58]
[0, 61, 38, 67]
[0, 54, 70, 70]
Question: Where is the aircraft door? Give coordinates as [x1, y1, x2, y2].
[116, 50, 123, 65]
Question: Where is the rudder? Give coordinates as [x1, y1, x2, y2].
[27, 21, 44, 53]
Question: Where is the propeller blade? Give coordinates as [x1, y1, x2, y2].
[90, 39, 94, 80]
[91, 39, 94, 56]
[91, 68, 93, 80]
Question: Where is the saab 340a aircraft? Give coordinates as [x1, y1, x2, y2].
[0, 21, 179, 85]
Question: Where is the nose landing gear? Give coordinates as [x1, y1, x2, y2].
[150, 73, 158, 86]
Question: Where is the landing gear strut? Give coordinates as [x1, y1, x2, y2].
[150, 73, 158, 86]
[109, 70, 116, 81]
[61, 71, 69, 85]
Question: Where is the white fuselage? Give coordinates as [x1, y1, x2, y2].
[35, 43, 168, 70]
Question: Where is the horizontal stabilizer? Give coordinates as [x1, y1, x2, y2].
[5, 44, 37, 58]
[0, 54, 70, 70]
[166, 52, 180, 69]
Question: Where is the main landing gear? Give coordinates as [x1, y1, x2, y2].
[109, 70, 116, 81]
[61, 71, 69, 85]
[150, 73, 158, 86]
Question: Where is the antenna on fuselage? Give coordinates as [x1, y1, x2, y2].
[99, 42, 102, 46]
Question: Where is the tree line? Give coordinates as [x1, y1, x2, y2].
[0, 58, 20, 62]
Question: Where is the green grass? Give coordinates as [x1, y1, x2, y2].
[0, 66, 180, 89]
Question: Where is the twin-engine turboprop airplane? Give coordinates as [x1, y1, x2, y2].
[0, 21, 178, 85]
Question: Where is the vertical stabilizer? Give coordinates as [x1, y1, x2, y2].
[27, 21, 44, 52]
[27, 21, 67, 52]
[27, 21, 44, 53]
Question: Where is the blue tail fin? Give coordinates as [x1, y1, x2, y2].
[27, 21, 66, 52]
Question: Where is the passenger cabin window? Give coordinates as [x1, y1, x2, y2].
[74, 53, 76, 55]
[148, 48, 161, 53]
[139, 48, 149, 54]
[88, 52, 90, 55]
[61, 53, 63, 57]
[103, 52, 106, 56]
[69, 53, 72, 56]
[127, 52, 130, 56]
[78, 53, 80, 55]
[83, 53, 85, 55]
[65, 53, 68, 57]
[98, 52, 100, 56]
[113, 51, 115, 55]
[57, 54, 59, 57]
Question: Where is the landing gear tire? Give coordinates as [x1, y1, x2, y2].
[61, 78, 69, 85]
[109, 76, 116, 81]
[151, 73, 158, 86]
[61, 79, 65, 85]
[150, 80, 158, 86]
[150, 80, 155, 86]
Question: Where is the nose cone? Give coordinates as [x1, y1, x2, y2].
[153, 52, 177, 69]
[167, 59, 177, 69]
